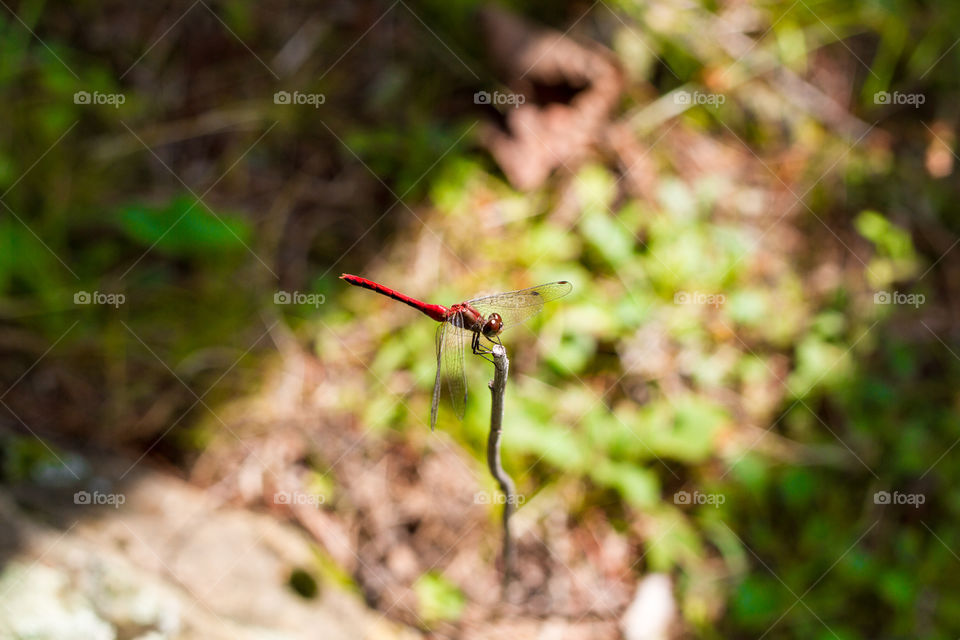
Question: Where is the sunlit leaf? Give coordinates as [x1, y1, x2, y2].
[590, 460, 660, 508]
[414, 572, 465, 623]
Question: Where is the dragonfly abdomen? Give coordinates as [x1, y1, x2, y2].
[341, 274, 448, 321]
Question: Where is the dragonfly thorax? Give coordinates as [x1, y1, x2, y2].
[449, 304, 502, 337]
[449, 303, 483, 330]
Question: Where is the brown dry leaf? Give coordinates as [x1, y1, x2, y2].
[478, 6, 624, 190]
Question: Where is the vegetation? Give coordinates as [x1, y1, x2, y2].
[1, 0, 958, 636]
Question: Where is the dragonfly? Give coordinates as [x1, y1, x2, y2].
[340, 274, 572, 430]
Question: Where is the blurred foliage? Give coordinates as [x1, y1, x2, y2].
[1, 0, 959, 637]
[414, 571, 466, 624]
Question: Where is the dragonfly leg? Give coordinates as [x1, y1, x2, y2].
[475, 334, 502, 363]
[471, 331, 495, 363]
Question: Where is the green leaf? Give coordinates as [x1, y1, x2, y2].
[732, 576, 781, 628]
[118, 196, 252, 257]
[581, 210, 634, 267]
[643, 511, 703, 572]
[414, 572, 465, 623]
[589, 460, 660, 508]
[657, 178, 697, 221]
[779, 468, 816, 509]
[505, 408, 588, 472]
[647, 396, 727, 463]
[855, 210, 913, 259]
[727, 289, 768, 326]
[787, 335, 854, 397]
[574, 164, 616, 214]
[725, 454, 768, 495]
[811, 310, 847, 339]
[879, 570, 914, 607]
[0, 222, 61, 296]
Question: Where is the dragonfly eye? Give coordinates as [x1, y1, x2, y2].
[483, 313, 503, 337]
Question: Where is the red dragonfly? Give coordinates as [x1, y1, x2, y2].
[341, 274, 572, 430]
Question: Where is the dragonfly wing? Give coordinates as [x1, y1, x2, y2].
[442, 315, 468, 421]
[430, 323, 444, 431]
[468, 281, 572, 332]
[431, 317, 468, 430]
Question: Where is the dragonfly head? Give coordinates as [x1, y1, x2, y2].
[482, 313, 503, 337]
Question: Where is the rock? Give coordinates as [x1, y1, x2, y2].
[0, 466, 418, 640]
[621, 573, 677, 640]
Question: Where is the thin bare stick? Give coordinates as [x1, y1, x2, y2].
[486, 343, 515, 587]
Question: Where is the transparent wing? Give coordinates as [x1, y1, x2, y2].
[468, 281, 572, 332]
[430, 318, 468, 430]
[444, 318, 468, 421]
[430, 323, 444, 431]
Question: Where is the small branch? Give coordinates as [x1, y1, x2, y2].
[486, 344, 515, 588]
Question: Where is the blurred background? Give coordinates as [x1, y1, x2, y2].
[0, 0, 957, 638]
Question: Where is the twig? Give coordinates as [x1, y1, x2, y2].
[486, 343, 516, 588]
